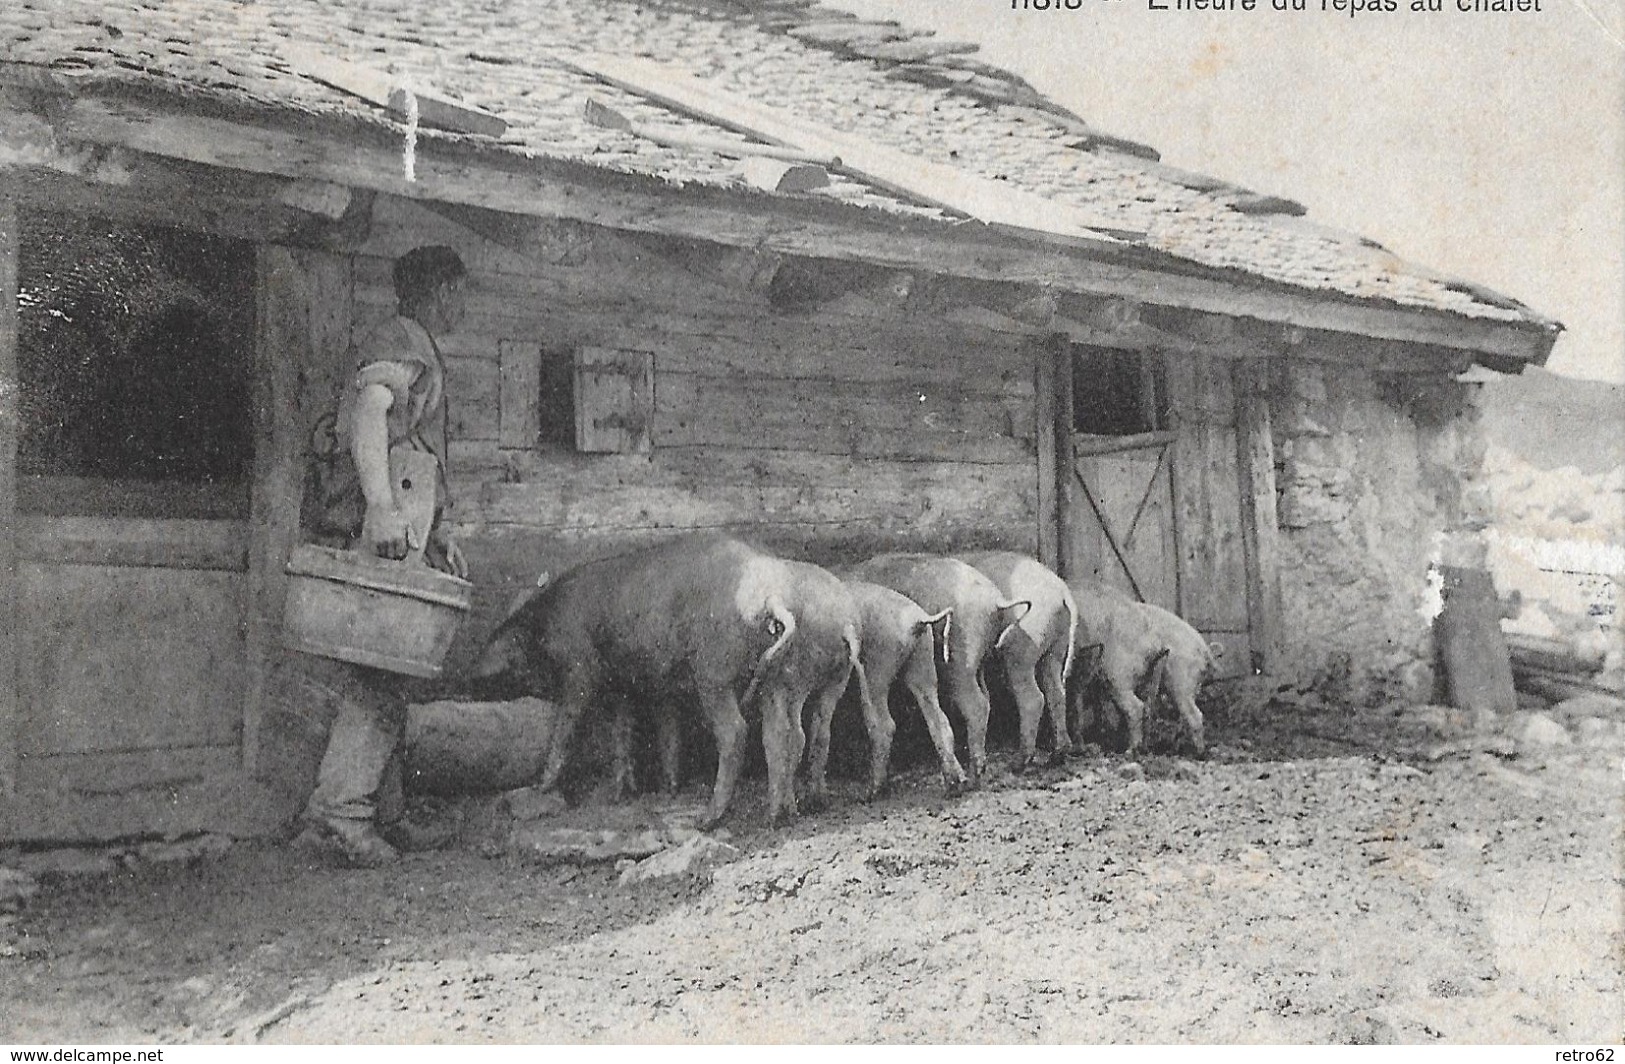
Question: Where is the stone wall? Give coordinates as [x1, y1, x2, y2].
[1270, 355, 1487, 702]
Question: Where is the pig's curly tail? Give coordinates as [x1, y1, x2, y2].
[742, 597, 796, 707]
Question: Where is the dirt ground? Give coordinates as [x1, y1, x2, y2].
[2, 693, 1621, 1045]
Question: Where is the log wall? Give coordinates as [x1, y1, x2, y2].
[0, 156, 1508, 840]
[348, 198, 1041, 672]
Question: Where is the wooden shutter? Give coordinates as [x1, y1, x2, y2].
[573, 347, 654, 454]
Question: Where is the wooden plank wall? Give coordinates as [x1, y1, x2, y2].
[349, 198, 1040, 637]
[0, 192, 316, 840]
[1035, 334, 1062, 571]
[1051, 335, 1078, 582]
[244, 247, 352, 772]
[16, 565, 247, 756]
[0, 198, 17, 797]
[1167, 351, 1253, 677]
[1234, 359, 1284, 675]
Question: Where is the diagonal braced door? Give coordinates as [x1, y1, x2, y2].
[1070, 431, 1179, 612]
[1062, 344, 1180, 613]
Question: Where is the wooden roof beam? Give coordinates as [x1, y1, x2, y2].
[582, 98, 838, 169]
[282, 45, 508, 138]
[558, 52, 1147, 245]
[25, 89, 1558, 366]
[1, 155, 375, 252]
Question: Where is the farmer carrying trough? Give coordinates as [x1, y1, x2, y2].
[288, 245, 471, 867]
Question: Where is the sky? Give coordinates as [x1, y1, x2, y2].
[832, 0, 1625, 384]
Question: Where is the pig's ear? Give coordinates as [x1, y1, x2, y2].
[502, 571, 551, 621]
[470, 624, 527, 680]
[994, 599, 1032, 647]
[917, 607, 953, 663]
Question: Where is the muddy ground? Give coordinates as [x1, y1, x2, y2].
[2, 693, 1621, 1044]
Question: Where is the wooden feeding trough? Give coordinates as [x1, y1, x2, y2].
[283, 543, 473, 678]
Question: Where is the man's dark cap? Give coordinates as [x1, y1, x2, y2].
[393, 246, 467, 307]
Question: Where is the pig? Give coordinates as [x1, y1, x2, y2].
[802, 576, 963, 802]
[961, 551, 1077, 770]
[1067, 580, 1215, 755]
[848, 553, 1030, 786]
[473, 535, 860, 827]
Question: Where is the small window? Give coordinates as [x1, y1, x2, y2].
[1072, 345, 1168, 436]
[16, 214, 255, 517]
[498, 339, 578, 452]
[537, 344, 577, 450]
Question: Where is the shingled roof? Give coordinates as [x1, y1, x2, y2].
[0, 0, 1557, 334]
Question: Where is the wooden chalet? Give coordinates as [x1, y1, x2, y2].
[0, 0, 1560, 840]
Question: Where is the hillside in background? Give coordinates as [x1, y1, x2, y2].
[1477, 366, 1624, 477]
[1474, 366, 1622, 692]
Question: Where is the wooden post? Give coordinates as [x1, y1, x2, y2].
[0, 197, 17, 797]
[243, 246, 350, 773]
[1436, 565, 1518, 721]
[1164, 351, 1190, 617]
[1035, 335, 1059, 571]
[1235, 358, 1284, 675]
[1050, 333, 1077, 579]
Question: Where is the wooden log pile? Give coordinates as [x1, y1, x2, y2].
[403, 697, 561, 795]
[1506, 632, 1621, 707]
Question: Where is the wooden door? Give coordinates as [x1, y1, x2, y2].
[13, 526, 250, 833]
[2, 210, 263, 838]
[1069, 433, 1179, 612]
[1062, 344, 1180, 611]
[1166, 354, 1254, 678]
[1056, 345, 1260, 680]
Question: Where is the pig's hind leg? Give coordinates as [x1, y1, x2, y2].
[999, 637, 1047, 772]
[1036, 647, 1072, 764]
[757, 686, 803, 824]
[1165, 664, 1207, 756]
[1102, 655, 1148, 755]
[656, 713, 683, 795]
[536, 662, 599, 793]
[605, 693, 637, 801]
[938, 667, 985, 787]
[802, 671, 857, 808]
[898, 643, 966, 795]
[695, 683, 749, 829]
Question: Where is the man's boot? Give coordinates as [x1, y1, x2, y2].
[379, 816, 457, 853]
[291, 817, 400, 867]
[297, 659, 409, 867]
